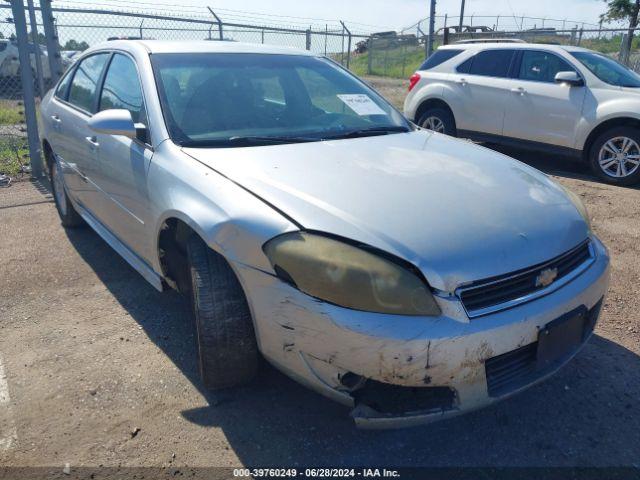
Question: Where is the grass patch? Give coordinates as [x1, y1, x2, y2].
[348, 46, 429, 78]
[0, 102, 23, 125]
[0, 136, 29, 176]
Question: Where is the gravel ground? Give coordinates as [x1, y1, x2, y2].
[0, 79, 639, 473]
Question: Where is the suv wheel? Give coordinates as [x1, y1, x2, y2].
[49, 155, 84, 228]
[589, 126, 640, 186]
[187, 235, 259, 390]
[418, 108, 456, 136]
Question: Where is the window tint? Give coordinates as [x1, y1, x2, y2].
[519, 50, 576, 83]
[99, 54, 146, 123]
[468, 49, 514, 77]
[68, 53, 109, 113]
[571, 51, 640, 88]
[54, 67, 74, 100]
[419, 49, 463, 70]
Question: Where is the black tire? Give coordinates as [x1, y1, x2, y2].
[589, 126, 640, 186]
[418, 107, 457, 136]
[48, 154, 84, 228]
[187, 235, 258, 390]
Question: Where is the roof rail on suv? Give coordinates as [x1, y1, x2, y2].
[453, 38, 526, 44]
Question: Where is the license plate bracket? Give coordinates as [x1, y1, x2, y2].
[536, 307, 587, 371]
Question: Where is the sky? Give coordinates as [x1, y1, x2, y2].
[132, 0, 611, 31]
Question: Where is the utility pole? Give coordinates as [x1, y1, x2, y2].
[459, 0, 465, 30]
[427, 0, 436, 57]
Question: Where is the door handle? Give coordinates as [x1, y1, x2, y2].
[85, 136, 100, 150]
[51, 114, 61, 123]
[456, 78, 467, 85]
[510, 87, 526, 95]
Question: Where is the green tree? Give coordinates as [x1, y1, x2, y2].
[601, 0, 640, 63]
[62, 39, 89, 51]
[27, 31, 47, 45]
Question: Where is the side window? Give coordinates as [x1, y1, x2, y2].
[468, 49, 515, 78]
[456, 56, 473, 74]
[99, 53, 147, 124]
[68, 53, 109, 113]
[518, 50, 577, 83]
[419, 49, 464, 70]
[54, 67, 74, 100]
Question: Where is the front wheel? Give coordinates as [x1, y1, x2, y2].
[417, 108, 456, 136]
[187, 235, 259, 390]
[589, 126, 640, 186]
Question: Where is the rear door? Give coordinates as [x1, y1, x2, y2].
[92, 52, 153, 259]
[502, 49, 586, 148]
[60, 52, 111, 212]
[444, 48, 516, 135]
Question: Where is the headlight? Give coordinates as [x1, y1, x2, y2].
[560, 184, 591, 230]
[263, 232, 440, 316]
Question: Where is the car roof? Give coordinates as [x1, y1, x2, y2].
[86, 39, 317, 56]
[437, 42, 593, 54]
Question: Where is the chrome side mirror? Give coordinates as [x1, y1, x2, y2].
[554, 71, 584, 87]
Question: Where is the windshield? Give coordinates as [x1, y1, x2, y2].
[571, 51, 640, 88]
[151, 53, 410, 147]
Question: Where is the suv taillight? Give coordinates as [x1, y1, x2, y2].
[408, 73, 421, 92]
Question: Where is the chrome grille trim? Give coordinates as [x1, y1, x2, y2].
[457, 240, 595, 319]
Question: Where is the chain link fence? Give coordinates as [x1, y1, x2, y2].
[0, 16, 31, 186]
[359, 25, 640, 78]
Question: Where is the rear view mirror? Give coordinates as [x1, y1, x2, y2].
[554, 71, 584, 86]
[89, 109, 138, 139]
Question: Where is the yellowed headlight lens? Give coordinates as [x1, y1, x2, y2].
[264, 232, 440, 316]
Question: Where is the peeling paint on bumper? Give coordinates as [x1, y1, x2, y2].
[231, 236, 610, 429]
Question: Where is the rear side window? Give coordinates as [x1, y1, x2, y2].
[418, 49, 463, 70]
[54, 68, 74, 100]
[68, 53, 110, 113]
[465, 49, 515, 78]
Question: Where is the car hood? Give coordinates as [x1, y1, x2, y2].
[183, 131, 589, 292]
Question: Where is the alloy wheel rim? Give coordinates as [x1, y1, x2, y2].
[52, 162, 67, 216]
[422, 116, 445, 133]
[598, 136, 640, 178]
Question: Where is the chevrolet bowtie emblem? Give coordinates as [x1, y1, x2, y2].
[536, 268, 558, 288]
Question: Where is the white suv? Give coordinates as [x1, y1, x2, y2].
[404, 43, 640, 185]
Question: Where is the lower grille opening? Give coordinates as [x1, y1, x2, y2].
[352, 380, 455, 415]
[485, 298, 603, 398]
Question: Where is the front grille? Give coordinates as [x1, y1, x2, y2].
[485, 299, 602, 397]
[459, 240, 592, 317]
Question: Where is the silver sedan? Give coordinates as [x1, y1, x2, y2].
[39, 40, 610, 428]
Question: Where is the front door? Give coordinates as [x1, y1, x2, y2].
[503, 50, 586, 148]
[92, 53, 153, 262]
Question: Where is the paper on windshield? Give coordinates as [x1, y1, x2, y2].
[337, 94, 387, 116]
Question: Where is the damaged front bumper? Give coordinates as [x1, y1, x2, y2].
[231, 236, 610, 429]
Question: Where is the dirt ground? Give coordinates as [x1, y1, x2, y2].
[0, 78, 639, 473]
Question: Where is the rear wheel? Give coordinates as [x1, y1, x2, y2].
[589, 126, 640, 186]
[187, 235, 259, 390]
[49, 155, 83, 228]
[418, 108, 456, 136]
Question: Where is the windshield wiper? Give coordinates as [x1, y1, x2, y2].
[322, 126, 410, 140]
[181, 135, 320, 148]
[227, 135, 320, 145]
